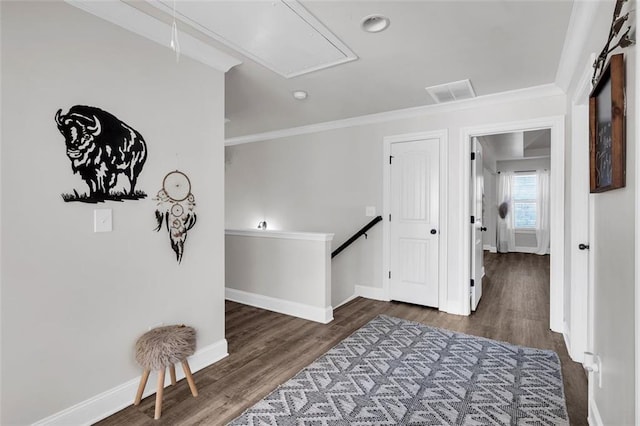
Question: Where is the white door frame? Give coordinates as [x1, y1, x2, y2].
[568, 57, 594, 363]
[460, 116, 565, 332]
[635, 33, 640, 426]
[383, 129, 448, 310]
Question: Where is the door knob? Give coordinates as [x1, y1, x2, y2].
[480, 226, 487, 231]
[430, 229, 437, 235]
[578, 243, 590, 250]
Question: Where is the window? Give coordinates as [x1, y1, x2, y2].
[512, 174, 537, 229]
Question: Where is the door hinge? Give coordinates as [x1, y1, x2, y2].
[471, 152, 476, 161]
[389, 214, 391, 221]
[470, 216, 475, 224]
[389, 271, 391, 279]
[470, 278, 475, 287]
[389, 155, 394, 164]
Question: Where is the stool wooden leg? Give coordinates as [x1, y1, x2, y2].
[134, 369, 150, 405]
[169, 365, 177, 386]
[154, 368, 165, 420]
[181, 360, 198, 397]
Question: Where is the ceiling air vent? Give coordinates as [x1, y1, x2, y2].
[425, 79, 476, 104]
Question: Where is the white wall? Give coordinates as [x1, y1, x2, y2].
[563, 1, 637, 423]
[591, 46, 636, 424]
[496, 157, 551, 173]
[1, 2, 226, 424]
[225, 91, 565, 314]
[225, 231, 333, 323]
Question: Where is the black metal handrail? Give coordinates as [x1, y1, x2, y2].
[331, 216, 382, 259]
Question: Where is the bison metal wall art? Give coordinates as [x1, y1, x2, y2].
[55, 105, 148, 203]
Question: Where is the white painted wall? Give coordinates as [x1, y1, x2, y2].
[1, 2, 226, 424]
[496, 157, 551, 173]
[225, 230, 333, 323]
[563, 0, 637, 423]
[225, 91, 565, 314]
[591, 46, 636, 424]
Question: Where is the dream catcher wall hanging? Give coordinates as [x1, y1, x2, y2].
[154, 170, 197, 263]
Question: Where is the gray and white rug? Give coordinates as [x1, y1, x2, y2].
[228, 315, 569, 425]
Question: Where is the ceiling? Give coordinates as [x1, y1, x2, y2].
[480, 129, 551, 162]
[127, 0, 574, 139]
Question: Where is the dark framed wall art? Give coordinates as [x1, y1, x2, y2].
[589, 53, 626, 193]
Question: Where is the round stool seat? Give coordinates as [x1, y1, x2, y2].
[135, 325, 196, 371]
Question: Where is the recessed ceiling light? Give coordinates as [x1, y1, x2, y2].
[361, 15, 390, 33]
[292, 90, 308, 100]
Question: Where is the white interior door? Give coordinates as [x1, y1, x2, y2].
[570, 100, 591, 363]
[389, 138, 439, 307]
[471, 138, 484, 310]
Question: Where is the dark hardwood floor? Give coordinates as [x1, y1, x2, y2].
[97, 252, 587, 425]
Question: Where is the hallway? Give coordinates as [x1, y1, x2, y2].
[98, 252, 587, 425]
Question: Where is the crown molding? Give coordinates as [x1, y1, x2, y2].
[225, 84, 565, 146]
[554, 0, 601, 92]
[65, 0, 241, 73]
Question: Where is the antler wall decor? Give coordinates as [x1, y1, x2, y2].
[592, 0, 636, 85]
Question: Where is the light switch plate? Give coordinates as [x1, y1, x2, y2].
[94, 209, 112, 233]
[366, 206, 376, 217]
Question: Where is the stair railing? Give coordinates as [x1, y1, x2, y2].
[331, 216, 382, 259]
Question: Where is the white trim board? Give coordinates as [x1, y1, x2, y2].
[225, 229, 334, 241]
[589, 397, 605, 426]
[635, 20, 640, 424]
[333, 293, 358, 310]
[460, 116, 565, 331]
[225, 85, 563, 145]
[64, 0, 241, 73]
[32, 339, 228, 426]
[567, 55, 595, 364]
[382, 129, 449, 313]
[355, 285, 389, 302]
[225, 287, 333, 324]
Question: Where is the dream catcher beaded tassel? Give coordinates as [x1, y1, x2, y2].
[154, 170, 196, 263]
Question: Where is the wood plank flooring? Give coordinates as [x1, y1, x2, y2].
[96, 252, 587, 425]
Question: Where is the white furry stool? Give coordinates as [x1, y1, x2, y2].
[133, 325, 198, 419]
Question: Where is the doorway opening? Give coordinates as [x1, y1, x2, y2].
[461, 116, 565, 332]
[470, 131, 551, 313]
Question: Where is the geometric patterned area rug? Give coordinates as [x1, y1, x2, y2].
[228, 315, 569, 425]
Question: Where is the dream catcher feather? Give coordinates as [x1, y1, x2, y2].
[154, 170, 196, 263]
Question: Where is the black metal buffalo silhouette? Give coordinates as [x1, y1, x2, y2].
[55, 105, 147, 202]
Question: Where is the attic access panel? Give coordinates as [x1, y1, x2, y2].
[150, 0, 357, 78]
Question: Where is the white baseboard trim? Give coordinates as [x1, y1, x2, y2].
[334, 293, 358, 309]
[32, 339, 228, 426]
[514, 246, 539, 254]
[562, 320, 573, 361]
[225, 287, 333, 324]
[483, 244, 497, 253]
[588, 397, 604, 426]
[355, 285, 389, 301]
